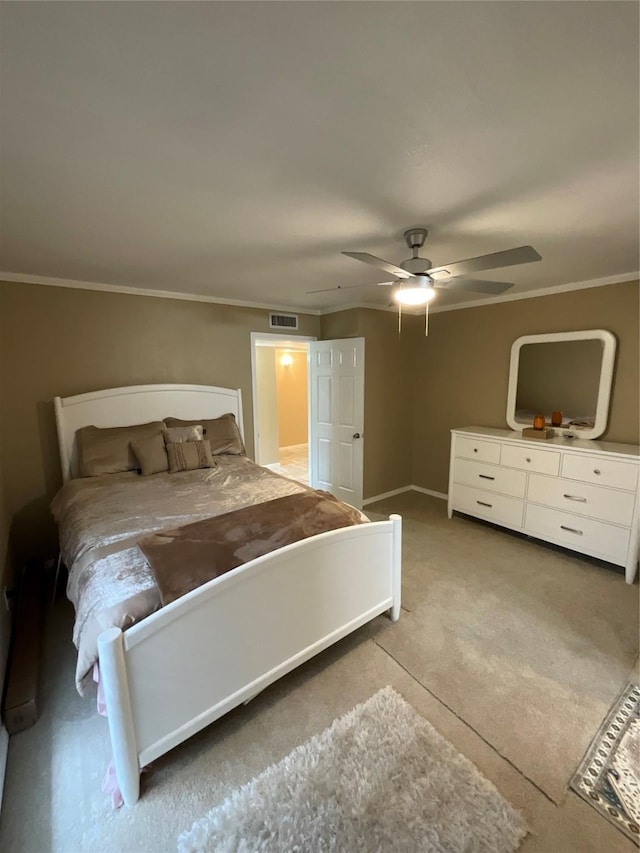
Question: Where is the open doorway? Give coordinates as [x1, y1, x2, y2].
[251, 333, 315, 485]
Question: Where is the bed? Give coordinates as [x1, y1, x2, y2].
[53, 383, 402, 806]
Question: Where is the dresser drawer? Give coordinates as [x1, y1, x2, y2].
[561, 453, 639, 492]
[501, 443, 560, 475]
[528, 474, 636, 527]
[453, 458, 526, 498]
[524, 503, 631, 565]
[452, 484, 523, 528]
[455, 436, 501, 464]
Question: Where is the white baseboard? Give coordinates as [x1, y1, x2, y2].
[363, 485, 448, 506]
[0, 724, 8, 815]
[363, 486, 413, 506]
[410, 485, 448, 501]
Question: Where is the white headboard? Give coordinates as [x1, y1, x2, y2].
[54, 383, 244, 482]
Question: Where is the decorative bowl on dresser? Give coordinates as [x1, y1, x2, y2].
[448, 427, 640, 584]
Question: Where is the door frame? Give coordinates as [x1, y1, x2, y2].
[250, 332, 317, 465]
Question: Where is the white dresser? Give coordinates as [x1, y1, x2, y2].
[448, 427, 640, 583]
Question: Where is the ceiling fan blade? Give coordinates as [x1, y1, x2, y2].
[376, 281, 396, 287]
[306, 283, 371, 294]
[434, 278, 514, 295]
[342, 251, 413, 280]
[427, 245, 541, 280]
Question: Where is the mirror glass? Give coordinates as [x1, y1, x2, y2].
[506, 330, 616, 440]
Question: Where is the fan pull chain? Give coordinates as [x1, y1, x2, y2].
[425, 303, 429, 336]
[398, 300, 402, 335]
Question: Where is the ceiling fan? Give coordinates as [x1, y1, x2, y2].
[309, 228, 541, 333]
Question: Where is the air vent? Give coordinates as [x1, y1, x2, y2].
[269, 312, 299, 330]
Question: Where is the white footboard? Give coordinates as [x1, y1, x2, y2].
[97, 514, 402, 805]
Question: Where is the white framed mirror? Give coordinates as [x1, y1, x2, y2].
[506, 329, 616, 440]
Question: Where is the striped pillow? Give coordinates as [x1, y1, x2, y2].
[166, 440, 215, 473]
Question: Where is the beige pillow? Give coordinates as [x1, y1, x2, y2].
[77, 421, 165, 477]
[163, 413, 245, 456]
[162, 425, 204, 444]
[166, 440, 215, 473]
[131, 434, 169, 476]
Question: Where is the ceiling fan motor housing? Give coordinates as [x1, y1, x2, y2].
[400, 228, 432, 274]
[401, 256, 433, 274]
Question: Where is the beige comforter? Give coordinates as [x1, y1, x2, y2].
[52, 457, 309, 693]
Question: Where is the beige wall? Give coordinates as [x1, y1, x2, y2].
[321, 308, 417, 499]
[255, 347, 279, 466]
[276, 349, 308, 448]
[411, 280, 640, 494]
[0, 282, 320, 561]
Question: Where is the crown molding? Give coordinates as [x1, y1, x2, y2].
[427, 270, 639, 314]
[0, 272, 323, 317]
[1, 268, 637, 319]
[319, 300, 398, 315]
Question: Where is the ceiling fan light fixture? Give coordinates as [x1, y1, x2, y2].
[393, 278, 436, 306]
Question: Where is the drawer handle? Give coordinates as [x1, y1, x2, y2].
[525, 457, 531, 463]
[560, 525, 583, 536]
[593, 469, 601, 475]
[563, 494, 587, 503]
[476, 500, 493, 508]
[473, 448, 478, 453]
[479, 474, 495, 481]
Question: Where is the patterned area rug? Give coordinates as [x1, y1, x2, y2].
[571, 682, 640, 841]
[178, 686, 526, 852]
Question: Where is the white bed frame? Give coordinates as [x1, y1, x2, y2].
[54, 384, 401, 805]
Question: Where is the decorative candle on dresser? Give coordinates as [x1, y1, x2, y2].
[448, 427, 640, 584]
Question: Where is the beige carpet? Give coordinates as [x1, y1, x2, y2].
[371, 492, 639, 804]
[0, 492, 638, 853]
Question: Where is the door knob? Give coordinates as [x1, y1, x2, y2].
[352, 432, 361, 439]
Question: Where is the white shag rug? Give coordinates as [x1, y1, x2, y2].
[178, 686, 527, 852]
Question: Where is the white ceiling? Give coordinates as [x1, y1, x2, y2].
[1, 2, 638, 313]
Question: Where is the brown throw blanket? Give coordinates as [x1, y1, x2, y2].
[138, 490, 365, 605]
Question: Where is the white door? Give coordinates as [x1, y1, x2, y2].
[309, 338, 364, 508]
